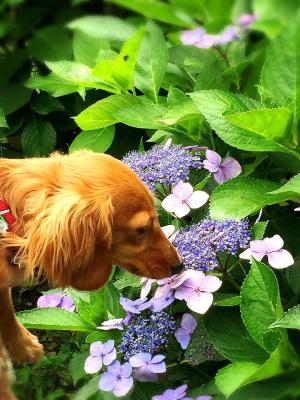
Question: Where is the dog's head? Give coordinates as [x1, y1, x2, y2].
[11, 151, 182, 290]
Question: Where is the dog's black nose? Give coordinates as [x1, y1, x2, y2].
[172, 263, 184, 275]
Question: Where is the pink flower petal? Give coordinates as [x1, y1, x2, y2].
[129, 353, 151, 368]
[181, 313, 197, 333]
[239, 248, 252, 260]
[113, 377, 133, 397]
[186, 292, 214, 314]
[171, 269, 196, 289]
[84, 355, 102, 374]
[213, 168, 226, 184]
[161, 194, 183, 213]
[205, 150, 221, 166]
[200, 275, 222, 293]
[221, 157, 242, 181]
[161, 225, 176, 239]
[103, 349, 117, 366]
[264, 235, 284, 253]
[186, 191, 209, 209]
[154, 284, 172, 298]
[267, 249, 294, 269]
[294, 207, 300, 211]
[173, 202, 190, 218]
[140, 278, 154, 299]
[172, 181, 193, 201]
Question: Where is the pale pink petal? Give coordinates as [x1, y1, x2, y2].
[186, 191, 209, 209]
[264, 235, 284, 253]
[174, 286, 194, 300]
[154, 284, 172, 298]
[181, 313, 197, 333]
[172, 181, 193, 201]
[113, 377, 133, 397]
[103, 349, 117, 366]
[239, 248, 252, 260]
[161, 194, 183, 213]
[213, 168, 226, 184]
[84, 355, 102, 374]
[267, 249, 294, 269]
[129, 353, 151, 367]
[186, 292, 214, 314]
[205, 150, 221, 166]
[161, 225, 176, 239]
[140, 278, 154, 299]
[221, 157, 242, 181]
[173, 202, 190, 218]
[199, 276, 222, 293]
[171, 269, 202, 289]
[294, 207, 300, 211]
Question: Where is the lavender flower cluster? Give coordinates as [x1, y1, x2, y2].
[173, 218, 251, 271]
[122, 144, 202, 191]
[120, 311, 176, 361]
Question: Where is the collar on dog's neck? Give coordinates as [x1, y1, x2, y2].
[0, 200, 15, 232]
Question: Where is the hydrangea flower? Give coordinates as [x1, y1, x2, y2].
[175, 313, 197, 350]
[174, 270, 222, 314]
[84, 340, 116, 374]
[120, 296, 152, 314]
[120, 311, 176, 360]
[152, 384, 188, 400]
[150, 291, 175, 312]
[181, 25, 239, 48]
[238, 13, 257, 27]
[203, 150, 241, 184]
[173, 218, 251, 271]
[129, 353, 166, 382]
[122, 144, 202, 191]
[162, 181, 209, 218]
[37, 292, 75, 312]
[98, 318, 124, 331]
[239, 234, 294, 269]
[99, 360, 133, 397]
[162, 224, 177, 242]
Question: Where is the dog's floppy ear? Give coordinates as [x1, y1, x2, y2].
[13, 190, 114, 288]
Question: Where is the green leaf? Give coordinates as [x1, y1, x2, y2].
[0, 83, 32, 115]
[205, 308, 268, 363]
[190, 90, 295, 154]
[135, 21, 168, 102]
[45, 61, 117, 92]
[21, 118, 56, 157]
[240, 260, 283, 353]
[210, 177, 288, 220]
[31, 93, 64, 115]
[69, 352, 89, 385]
[75, 94, 165, 130]
[68, 16, 136, 42]
[214, 294, 240, 307]
[270, 305, 300, 330]
[261, 15, 300, 144]
[252, 221, 269, 240]
[26, 73, 79, 97]
[69, 126, 115, 153]
[72, 376, 100, 400]
[224, 108, 293, 146]
[216, 362, 261, 397]
[0, 108, 8, 128]
[160, 97, 201, 125]
[270, 173, 300, 196]
[16, 308, 93, 331]
[28, 26, 73, 62]
[73, 30, 110, 67]
[113, 271, 142, 290]
[111, 26, 145, 92]
[109, 0, 192, 27]
[85, 330, 122, 344]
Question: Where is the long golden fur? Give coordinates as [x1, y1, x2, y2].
[0, 150, 181, 399]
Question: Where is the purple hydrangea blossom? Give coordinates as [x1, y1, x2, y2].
[150, 291, 175, 312]
[175, 313, 197, 350]
[174, 270, 222, 314]
[98, 318, 124, 331]
[140, 278, 155, 299]
[173, 218, 251, 271]
[203, 150, 242, 184]
[181, 25, 239, 49]
[240, 234, 294, 269]
[84, 340, 116, 374]
[162, 181, 209, 218]
[181, 28, 205, 45]
[218, 26, 239, 44]
[120, 311, 176, 360]
[122, 144, 202, 191]
[238, 13, 257, 27]
[152, 384, 188, 400]
[37, 292, 75, 312]
[99, 360, 133, 397]
[129, 352, 166, 382]
[120, 296, 152, 314]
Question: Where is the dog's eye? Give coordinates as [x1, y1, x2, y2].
[136, 226, 148, 235]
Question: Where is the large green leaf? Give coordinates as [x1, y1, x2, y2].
[135, 21, 168, 102]
[75, 94, 165, 130]
[0, 83, 32, 115]
[224, 108, 293, 145]
[205, 308, 268, 363]
[261, 14, 300, 144]
[72, 376, 100, 400]
[190, 90, 296, 154]
[69, 126, 115, 153]
[0, 108, 8, 128]
[31, 93, 64, 115]
[240, 260, 283, 353]
[109, 0, 192, 27]
[26, 73, 79, 97]
[68, 16, 136, 42]
[209, 177, 289, 220]
[270, 305, 300, 330]
[28, 26, 73, 62]
[17, 308, 93, 331]
[21, 118, 56, 157]
[73, 30, 110, 67]
[270, 173, 300, 196]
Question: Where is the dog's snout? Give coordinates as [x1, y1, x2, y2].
[172, 263, 184, 275]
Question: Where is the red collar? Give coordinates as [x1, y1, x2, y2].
[0, 200, 15, 232]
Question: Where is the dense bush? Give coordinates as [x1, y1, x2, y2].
[2, 0, 300, 399]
